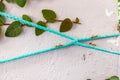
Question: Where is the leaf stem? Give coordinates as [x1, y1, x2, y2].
[56, 19, 81, 24]
[4, 23, 25, 27]
[3, 19, 81, 27]
[4, 23, 10, 25]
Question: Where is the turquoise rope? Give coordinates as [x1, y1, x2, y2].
[0, 12, 75, 41]
[78, 33, 120, 42]
[0, 41, 77, 64]
[0, 11, 120, 64]
[0, 34, 119, 64]
[75, 42, 120, 55]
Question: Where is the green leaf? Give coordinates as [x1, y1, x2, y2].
[14, 0, 27, 7]
[5, 21, 23, 37]
[6, 0, 14, 2]
[119, 0, 120, 2]
[0, 16, 5, 26]
[60, 18, 73, 32]
[35, 21, 46, 36]
[0, 27, 2, 35]
[110, 76, 119, 80]
[75, 17, 80, 24]
[106, 76, 119, 80]
[22, 14, 32, 22]
[22, 14, 32, 27]
[42, 9, 57, 23]
[0, 2, 5, 11]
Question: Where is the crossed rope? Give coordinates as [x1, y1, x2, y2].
[0, 11, 120, 64]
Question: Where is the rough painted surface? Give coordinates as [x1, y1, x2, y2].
[0, 0, 119, 80]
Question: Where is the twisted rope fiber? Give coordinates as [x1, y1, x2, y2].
[0, 11, 120, 64]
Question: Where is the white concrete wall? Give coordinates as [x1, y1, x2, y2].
[0, 0, 119, 80]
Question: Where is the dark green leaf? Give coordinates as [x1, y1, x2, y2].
[22, 14, 32, 22]
[14, 0, 27, 7]
[0, 16, 5, 26]
[5, 21, 23, 37]
[6, 0, 14, 2]
[106, 76, 119, 80]
[22, 14, 32, 27]
[0, 2, 5, 11]
[60, 18, 73, 32]
[42, 9, 57, 23]
[35, 21, 46, 36]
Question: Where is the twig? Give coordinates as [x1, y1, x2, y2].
[56, 19, 81, 24]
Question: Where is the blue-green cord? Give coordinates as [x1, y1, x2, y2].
[78, 33, 120, 42]
[0, 34, 120, 64]
[0, 12, 75, 41]
[0, 11, 120, 64]
[0, 34, 119, 64]
[0, 41, 77, 64]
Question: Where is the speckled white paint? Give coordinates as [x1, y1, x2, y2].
[0, 0, 119, 80]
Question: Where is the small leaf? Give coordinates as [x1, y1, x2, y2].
[106, 76, 119, 80]
[5, 21, 22, 37]
[0, 2, 5, 11]
[22, 14, 32, 27]
[0, 16, 5, 26]
[6, 0, 14, 2]
[42, 9, 57, 23]
[75, 17, 80, 24]
[22, 14, 32, 22]
[0, 27, 2, 35]
[60, 18, 73, 32]
[35, 21, 46, 36]
[14, 0, 27, 7]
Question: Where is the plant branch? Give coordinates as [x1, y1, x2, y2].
[4, 23, 25, 27]
[56, 19, 81, 24]
[4, 23, 11, 25]
[45, 19, 81, 24]
[3, 19, 81, 27]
